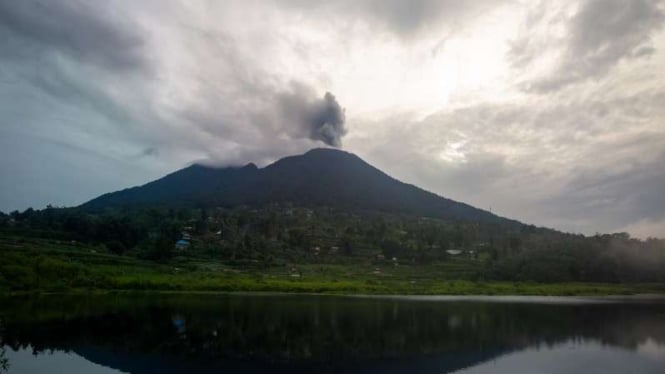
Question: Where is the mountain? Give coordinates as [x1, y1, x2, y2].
[82, 148, 518, 225]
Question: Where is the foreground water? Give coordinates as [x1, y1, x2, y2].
[1, 294, 664, 373]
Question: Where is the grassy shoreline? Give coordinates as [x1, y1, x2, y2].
[3, 279, 665, 297]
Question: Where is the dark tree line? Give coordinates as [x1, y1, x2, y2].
[1, 206, 664, 282]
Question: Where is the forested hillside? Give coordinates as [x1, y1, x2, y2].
[2, 204, 664, 286]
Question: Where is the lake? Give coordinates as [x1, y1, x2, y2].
[1, 293, 664, 373]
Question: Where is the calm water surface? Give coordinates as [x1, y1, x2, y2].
[1, 293, 664, 373]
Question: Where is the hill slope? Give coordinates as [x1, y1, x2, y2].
[82, 148, 517, 225]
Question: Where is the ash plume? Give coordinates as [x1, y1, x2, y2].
[276, 87, 347, 147]
[309, 92, 346, 147]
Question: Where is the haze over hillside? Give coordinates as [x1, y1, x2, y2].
[83, 148, 517, 226]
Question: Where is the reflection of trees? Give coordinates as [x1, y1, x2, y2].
[0, 347, 7, 374]
[0, 295, 664, 366]
[0, 319, 9, 373]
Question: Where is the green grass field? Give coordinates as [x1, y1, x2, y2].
[2, 235, 664, 296]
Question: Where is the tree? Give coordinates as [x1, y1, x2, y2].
[105, 240, 127, 255]
[340, 235, 354, 256]
[381, 239, 403, 258]
[509, 235, 522, 254]
[144, 236, 173, 261]
[288, 228, 307, 248]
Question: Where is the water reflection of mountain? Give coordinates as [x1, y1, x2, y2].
[1, 294, 664, 373]
[71, 345, 516, 374]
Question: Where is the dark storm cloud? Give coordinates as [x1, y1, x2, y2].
[632, 46, 657, 58]
[139, 147, 158, 157]
[0, 0, 146, 70]
[569, 0, 664, 61]
[355, 0, 476, 36]
[0, 0, 162, 213]
[0, 0, 151, 141]
[284, 0, 506, 38]
[276, 89, 347, 147]
[513, 0, 665, 92]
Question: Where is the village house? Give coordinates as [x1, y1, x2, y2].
[175, 239, 189, 250]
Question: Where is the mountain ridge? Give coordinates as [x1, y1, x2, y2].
[82, 148, 520, 226]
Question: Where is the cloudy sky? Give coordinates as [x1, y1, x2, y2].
[1, 0, 664, 238]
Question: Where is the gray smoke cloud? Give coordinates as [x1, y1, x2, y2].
[309, 92, 347, 147]
[276, 88, 347, 147]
